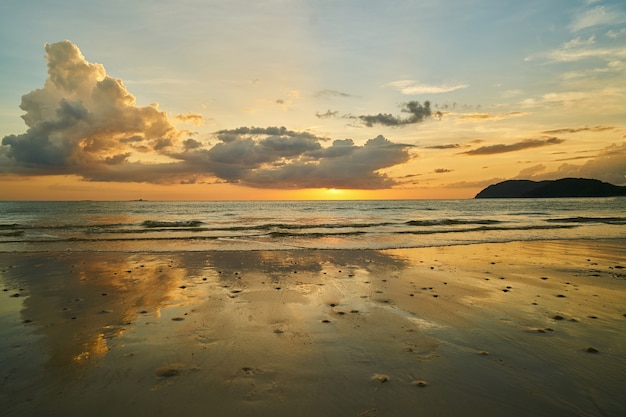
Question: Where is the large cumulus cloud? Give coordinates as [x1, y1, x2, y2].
[1, 41, 415, 189]
[1, 41, 179, 176]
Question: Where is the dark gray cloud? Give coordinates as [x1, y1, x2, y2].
[541, 126, 614, 134]
[220, 135, 413, 189]
[464, 137, 565, 155]
[424, 143, 461, 150]
[173, 131, 413, 189]
[434, 168, 453, 173]
[183, 138, 203, 150]
[315, 110, 340, 119]
[356, 100, 441, 127]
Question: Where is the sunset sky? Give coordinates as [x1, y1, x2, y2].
[1, 0, 625, 200]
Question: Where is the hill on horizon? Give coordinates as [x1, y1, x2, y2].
[475, 178, 626, 198]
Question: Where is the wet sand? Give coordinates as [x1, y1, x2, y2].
[1, 240, 625, 417]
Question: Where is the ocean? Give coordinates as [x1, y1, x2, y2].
[1, 198, 624, 252]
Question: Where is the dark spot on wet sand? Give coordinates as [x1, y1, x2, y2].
[156, 367, 181, 378]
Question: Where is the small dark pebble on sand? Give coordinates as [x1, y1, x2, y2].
[321, 319, 331, 323]
[11, 293, 20, 297]
[171, 317, 185, 321]
[553, 315, 565, 320]
[556, 294, 566, 298]
[585, 347, 599, 354]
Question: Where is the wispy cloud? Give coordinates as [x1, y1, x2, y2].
[174, 113, 204, 126]
[569, 5, 626, 32]
[606, 28, 626, 38]
[456, 112, 527, 122]
[315, 89, 353, 99]
[385, 80, 469, 95]
[424, 143, 461, 150]
[541, 126, 614, 134]
[464, 137, 565, 155]
[513, 143, 626, 185]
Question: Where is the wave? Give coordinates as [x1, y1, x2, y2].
[399, 224, 577, 235]
[269, 231, 366, 238]
[546, 217, 626, 225]
[405, 219, 501, 226]
[0, 230, 24, 237]
[141, 220, 204, 228]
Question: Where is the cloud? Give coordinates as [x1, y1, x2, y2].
[527, 31, 626, 63]
[424, 143, 461, 150]
[543, 45, 626, 62]
[315, 110, 340, 119]
[1, 40, 179, 176]
[541, 126, 614, 134]
[606, 28, 626, 38]
[569, 5, 626, 32]
[513, 143, 626, 185]
[552, 142, 626, 185]
[434, 168, 453, 174]
[315, 89, 353, 98]
[356, 100, 441, 127]
[385, 80, 469, 95]
[456, 112, 527, 122]
[0, 41, 417, 190]
[178, 132, 414, 189]
[464, 137, 565, 155]
[175, 113, 204, 126]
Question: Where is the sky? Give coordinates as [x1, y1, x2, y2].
[1, 0, 625, 200]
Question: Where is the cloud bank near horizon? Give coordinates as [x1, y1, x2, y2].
[0, 41, 417, 189]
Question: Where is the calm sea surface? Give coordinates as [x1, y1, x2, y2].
[0, 199, 624, 252]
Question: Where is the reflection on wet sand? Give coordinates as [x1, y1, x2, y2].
[1, 242, 625, 417]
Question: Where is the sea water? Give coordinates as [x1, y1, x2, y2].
[0, 198, 624, 252]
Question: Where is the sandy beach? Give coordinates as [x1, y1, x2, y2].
[1, 240, 625, 417]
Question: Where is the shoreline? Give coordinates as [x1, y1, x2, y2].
[1, 239, 625, 416]
[2, 236, 626, 254]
